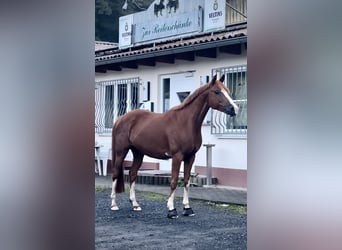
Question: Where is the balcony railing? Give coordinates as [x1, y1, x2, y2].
[226, 0, 247, 26]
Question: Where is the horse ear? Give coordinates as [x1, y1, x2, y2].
[219, 74, 225, 83]
[210, 74, 217, 85]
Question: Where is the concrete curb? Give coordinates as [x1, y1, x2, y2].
[95, 175, 247, 205]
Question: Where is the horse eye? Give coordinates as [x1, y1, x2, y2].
[214, 90, 221, 95]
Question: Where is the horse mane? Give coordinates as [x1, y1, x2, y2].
[171, 83, 211, 111]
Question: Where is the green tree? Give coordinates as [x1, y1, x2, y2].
[95, 0, 154, 42]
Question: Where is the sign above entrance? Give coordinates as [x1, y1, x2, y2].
[119, 0, 226, 49]
[134, 10, 202, 43]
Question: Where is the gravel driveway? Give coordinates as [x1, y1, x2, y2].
[95, 188, 247, 250]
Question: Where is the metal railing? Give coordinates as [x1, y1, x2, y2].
[211, 65, 247, 136]
[226, 0, 247, 26]
[95, 77, 140, 134]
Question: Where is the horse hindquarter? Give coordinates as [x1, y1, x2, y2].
[111, 116, 131, 193]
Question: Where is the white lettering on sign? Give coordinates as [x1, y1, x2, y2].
[135, 10, 202, 43]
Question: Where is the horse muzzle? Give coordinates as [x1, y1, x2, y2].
[225, 104, 237, 116]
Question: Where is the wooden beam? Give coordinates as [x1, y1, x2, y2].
[121, 61, 138, 69]
[219, 44, 241, 55]
[136, 58, 156, 67]
[195, 48, 217, 58]
[95, 66, 107, 73]
[107, 64, 122, 71]
[175, 51, 195, 61]
[155, 54, 175, 64]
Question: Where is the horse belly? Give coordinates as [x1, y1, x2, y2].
[131, 129, 171, 160]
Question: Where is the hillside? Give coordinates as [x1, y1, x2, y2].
[95, 0, 154, 42]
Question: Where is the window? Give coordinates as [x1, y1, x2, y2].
[95, 77, 140, 134]
[105, 85, 114, 128]
[211, 65, 247, 136]
[117, 84, 127, 117]
[162, 78, 170, 112]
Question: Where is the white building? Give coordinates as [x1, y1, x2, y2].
[95, 0, 247, 188]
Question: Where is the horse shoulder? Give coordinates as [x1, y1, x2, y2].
[129, 111, 165, 134]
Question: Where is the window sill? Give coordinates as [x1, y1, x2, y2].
[215, 134, 247, 139]
[97, 133, 112, 137]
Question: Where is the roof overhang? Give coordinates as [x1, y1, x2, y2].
[95, 24, 247, 72]
[96, 36, 246, 67]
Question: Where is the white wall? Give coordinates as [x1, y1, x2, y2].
[95, 49, 247, 171]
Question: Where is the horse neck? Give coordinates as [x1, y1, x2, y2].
[180, 90, 210, 131]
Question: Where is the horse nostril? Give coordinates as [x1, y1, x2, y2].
[225, 104, 236, 116]
[229, 105, 234, 113]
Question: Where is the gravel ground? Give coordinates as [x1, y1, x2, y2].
[95, 189, 247, 250]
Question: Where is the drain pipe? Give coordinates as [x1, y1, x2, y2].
[203, 143, 215, 186]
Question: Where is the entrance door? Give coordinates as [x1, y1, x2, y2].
[161, 72, 197, 112]
[159, 72, 197, 171]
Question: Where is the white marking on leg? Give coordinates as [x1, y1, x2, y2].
[167, 190, 176, 211]
[130, 181, 141, 211]
[182, 183, 190, 209]
[221, 88, 239, 115]
[110, 179, 119, 210]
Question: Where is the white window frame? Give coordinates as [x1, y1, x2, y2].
[95, 77, 140, 134]
[211, 65, 247, 138]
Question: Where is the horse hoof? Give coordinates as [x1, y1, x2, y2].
[182, 207, 195, 216]
[133, 206, 142, 211]
[111, 205, 119, 211]
[167, 208, 178, 219]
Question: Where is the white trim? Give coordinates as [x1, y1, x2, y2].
[167, 191, 176, 210]
[182, 184, 190, 208]
[110, 180, 119, 210]
[221, 88, 239, 115]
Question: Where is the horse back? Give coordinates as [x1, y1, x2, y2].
[113, 110, 174, 158]
[112, 109, 202, 159]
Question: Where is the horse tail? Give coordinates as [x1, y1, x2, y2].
[111, 127, 125, 193]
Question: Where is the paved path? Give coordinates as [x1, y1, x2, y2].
[96, 175, 247, 205]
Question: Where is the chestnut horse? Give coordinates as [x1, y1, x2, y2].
[110, 74, 238, 218]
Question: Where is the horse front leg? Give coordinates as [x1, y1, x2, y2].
[129, 181, 141, 211]
[167, 153, 182, 218]
[110, 179, 119, 210]
[182, 154, 195, 216]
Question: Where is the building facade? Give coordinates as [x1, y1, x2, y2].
[95, 0, 247, 187]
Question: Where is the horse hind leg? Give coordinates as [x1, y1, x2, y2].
[129, 149, 144, 211]
[111, 148, 129, 211]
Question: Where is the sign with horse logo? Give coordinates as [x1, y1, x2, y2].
[134, 0, 203, 44]
[119, 0, 205, 48]
[119, 0, 226, 47]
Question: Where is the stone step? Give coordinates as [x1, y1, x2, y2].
[123, 170, 217, 186]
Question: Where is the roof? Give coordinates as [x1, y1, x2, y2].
[95, 41, 118, 52]
[95, 23, 247, 72]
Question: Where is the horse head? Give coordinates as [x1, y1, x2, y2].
[208, 74, 239, 116]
